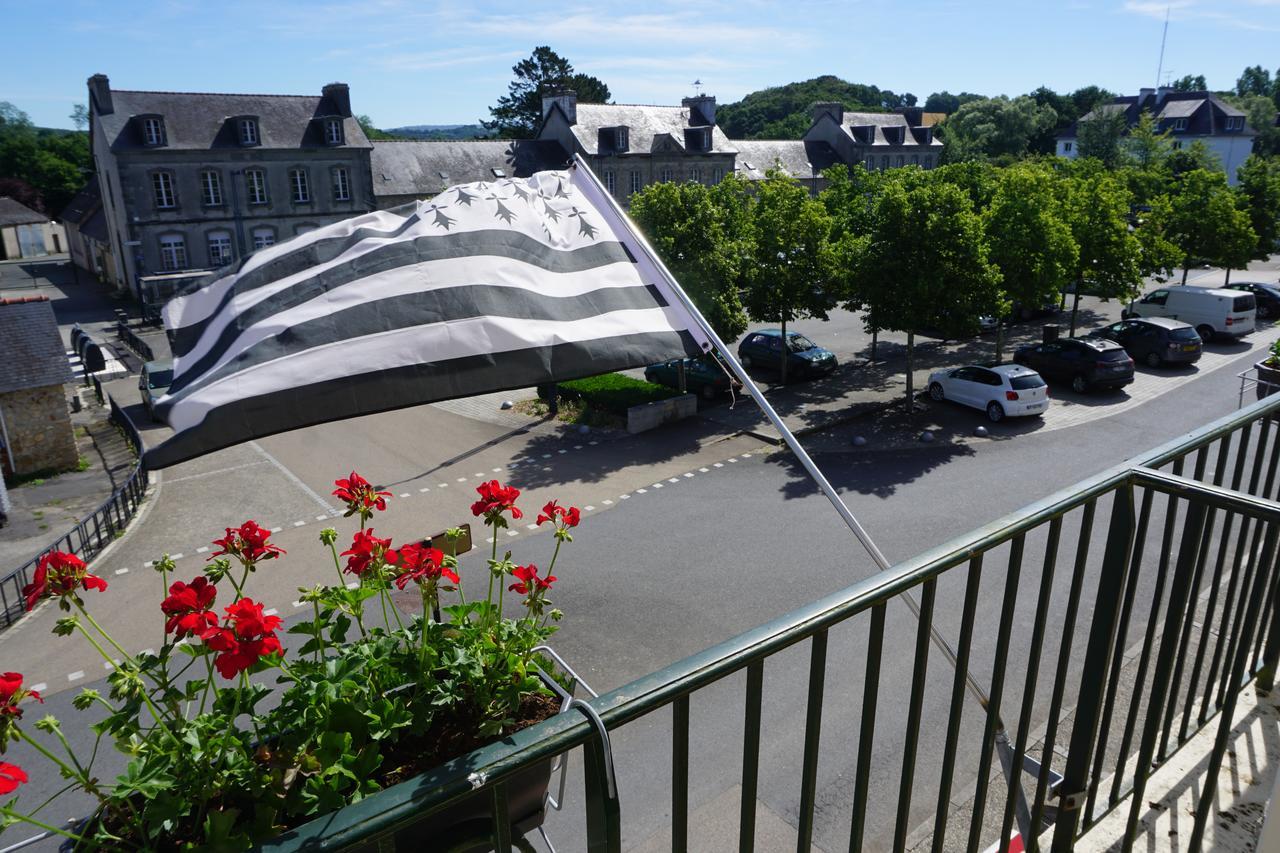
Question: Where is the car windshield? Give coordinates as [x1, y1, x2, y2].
[1098, 349, 1129, 362]
[787, 335, 816, 352]
[148, 369, 174, 388]
[1168, 327, 1199, 341]
[1010, 374, 1046, 390]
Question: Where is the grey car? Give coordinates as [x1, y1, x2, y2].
[139, 359, 173, 421]
[1086, 318, 1202, 368]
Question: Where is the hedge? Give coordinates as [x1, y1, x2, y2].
[558, 373, 680, 414]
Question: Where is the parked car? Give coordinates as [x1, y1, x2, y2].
[644, 354, 742, 400]
[1223, 282, 1280, 320]
[737, 330, 838, 379]
[927, 364, 1049, 422]
[1013, 337, 1135, 393]
[139, 359, 173, 421]
[1085, 318, 1202, 368]
[1122, 286, 1256, 341]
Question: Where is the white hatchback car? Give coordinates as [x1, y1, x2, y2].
[927, 364, 1049, 422]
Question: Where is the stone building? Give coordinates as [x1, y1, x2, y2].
[59, 176, 114, 283]
[0, 198, 67, 260]
[0, 297, 76, 479]
[731, 139, 842, 194]
[802, 104, 943, 172]
[85, 74, 375, 298]
[370, 139, 565, 208]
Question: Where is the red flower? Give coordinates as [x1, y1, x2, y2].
[200, 598, 283, 679]
[21, 551, 108, 611]
[470, 480, 523, 521]
[333, 471, 392, 517]
[0, 762, 27, 795]
[161, 577, 219, 639]
[340, 529, 396, 577]
[209, 521, 285, 565]
[535, 500, 581, 528]
[0, 673, 42, 718]
[392, 543, 456, 590]
[508, 564, 556, 595]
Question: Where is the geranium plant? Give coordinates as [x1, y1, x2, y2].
[0, 474, 580, 850]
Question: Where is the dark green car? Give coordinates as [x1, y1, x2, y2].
[644, 355, 741, 400]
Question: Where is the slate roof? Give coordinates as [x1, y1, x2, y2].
[1063, 91, 1253, 139]
[370, 139, 569, 198]
[0, 198, 48, 228]
[732, 140, 840, 180]
[838, 112, 943, 148]
[59, 175, 101, 226]
[568, 104, 736, 155]
[82, 208, 108, 242]
[0, 298, 73, 394]
[97, 89, 372, 151]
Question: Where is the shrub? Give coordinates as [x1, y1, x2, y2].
[559, 373, 680, 414]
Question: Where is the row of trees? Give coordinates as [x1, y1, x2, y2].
[629, 153, 1280, 408]
[0, 102, 90, 216]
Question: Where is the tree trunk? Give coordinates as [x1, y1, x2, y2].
[1070, 286, 1082, 337]
[905, 331, 915, 413]
[870, 329, 878, 362]
[1181, 258, 1190, 285]
[1225, 268, 1232, 285]
[779, 315, 788, 385]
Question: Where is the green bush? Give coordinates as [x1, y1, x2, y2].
[559, 373, 680, 414]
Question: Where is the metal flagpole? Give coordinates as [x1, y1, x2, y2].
[570, 155, 1041, 845]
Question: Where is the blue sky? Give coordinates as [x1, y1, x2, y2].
[3, 0, 1277, 130]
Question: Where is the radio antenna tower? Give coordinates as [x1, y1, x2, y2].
[1154, 5, 1171, 88]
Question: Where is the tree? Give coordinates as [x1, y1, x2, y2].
[939, 96, 1057, 162]
[1075, 106, 1129, 169]
[69, 104, 88, 131]
[1165, 169, 1257, 284]
[1171, 74, 1207, 92]
[923, 91, 985, 115]
[629, 177, 752, 342]
[1131, 196, 1182, 283]
[484, 46, 609, 139]
[983, 165, 1078, 361]
[716, 76, 900, 139]
[1125, 112, 1172, 170]
[1027, 86, 1077, 154]
[355, 115, 402, 140]
[857, 175, 1002, 410]
[1224, 94, 1280, 156]
[1236, 155, 1280, 260]
[1059, 172, 1143, 334]
[1166, 140, 1221, 177]
[1069, 86, 1115, 119]
[0, 101, 90, 215]
[741, 173, 839, 384]
[1236, 65, 1275, 99]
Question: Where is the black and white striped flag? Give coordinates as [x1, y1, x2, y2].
[142, 165, 711, 469]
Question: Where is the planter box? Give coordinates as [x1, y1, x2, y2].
[627, 393, 696, 434]
[1257, 360, 1280, 402]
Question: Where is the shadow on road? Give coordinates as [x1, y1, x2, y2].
[505, 420, 714, 489]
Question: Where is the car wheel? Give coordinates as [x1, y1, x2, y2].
[929, 382, 944, 401]
[700, 384, 717, 401]
[1145, 351, 1162, 369]
[740, 354, 752, 369]
[986, 401, 1005, 423]
[1072, 374, 1089, 394]
[1260, 305, 1273, 320]
[1196, 325, 1215, 343]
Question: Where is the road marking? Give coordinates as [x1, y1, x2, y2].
[315, 515, 328, 522]
[139, 649, 154, 658]
[293, 520, 306, 527]
[29, 683, 46, 693]
[170, 553, 185, 560]
[589, 441, 599, 446]
[652, 483, 663, 489]
[492, 467, 503, 472]
[584, 505, 595, 511]
[162, 459, 271, 484]
[741, 453, 752, 458]
[249, 440, 336, 515]
[270, 526, 282, 533]
[197, 546, 210, 553]
[438, 483, 448, 488]
[456, 477, 467, 482]
[474, 472, 485, 478]
[683, 473, 695, 478]
[103, 660, 116, 670]
[727, 457, 738, 463]
[264, 608, 278, 616]
[346, 581, 358, 590]
[542, 453, 552, 459]
[557, 449, 567, 454]
[699, 467, 709, 473]
[603, 499, 614, 506]
[713, 462, 724, 468]
[292, 600, 305, 608]
[668, 477, 680, 483]
[67, 671, 84, 682]
[526, 523, 538, 530]
[419, 487, 430, 493]
[115, 568, 129, 575]
[506, 529, 519, 537]
[574, 445, 583, 450]
[399, 492, 410, 498]
[636, 488, 647, 494]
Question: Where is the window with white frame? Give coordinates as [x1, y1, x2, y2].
[1173, 118, 1187, 131]
[159, 234, 187, 271]
[604, 170, 616, 195]
[325, 119, 343, 145]
[712, 167, 724, 183]
[289, 169, 310, 203]
[245, 169, 268, 205]
[142, 117, 166, 146]
[1227, 116, 1243, 131]
[630, 171, 642, 194]
[200, 170, 223, 206]
[239, 118, 259, 145]
[659, 166, 674, 183]
[616, 127, 629, 150]
[332, 167, 351, 201]
[1063, 141, 1073, 152]
[865, 156, 874, 170]
[910, 154, 919, 166]
[251, 227, 276, 250]
[1172, 140, 1183, 150]
[207, 231, 233, 267]
[152, 172, 176, 208]
[895, 155, 905, 167]
[689, 166, 702, 184]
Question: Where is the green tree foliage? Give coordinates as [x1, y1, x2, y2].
[1170, 74, 1208, 92]
[1226, 94, 1280, 156]
[983, 164, 1078, 360]
[741, 173, 839, 383]
[1059, 172, 1143, 334]
[1164, 169, 1257, 282]
[628, 176, 753, 342]
[484, 46, 610, 139]
[1125, 113, 1172, 170]
[716, 76, 907, 140]
[939, 96, 1057, 163]
[857, 174, 1002, 409]
[0, 101, 90, 215]
[923, 91, 986, 115]
[1131, 196, 1182, 282]
[1075, 107, 1130, 169]
[1070, 86, 1115, 119]
[1166, 140, 1221, 178]
[354, 115, 403, 140]
[931, 160, 999, 211]
[69, 104, 88, 131]
[1236, 65, 1277, 101]
[1236, 155, 1280, 259]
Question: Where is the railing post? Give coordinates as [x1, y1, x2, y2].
[1051, 484, 1136, 853]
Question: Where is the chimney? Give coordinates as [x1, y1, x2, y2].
[322, 82, 352, 117]
[898, 106, 924, 126]
[542, 89, 577, 125]
[1156, 85, 1173, 106]
[87, 74, 113, 116]
[811, 101, 844, 125]
[682, 94, 716, 126]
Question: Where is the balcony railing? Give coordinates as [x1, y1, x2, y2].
[273, 393, 1280, 852]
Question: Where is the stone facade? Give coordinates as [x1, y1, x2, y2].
[0, 386, 78, 477]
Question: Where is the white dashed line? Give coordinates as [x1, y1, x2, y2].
[713, 462, 724, 468]
[652, 483, 664, 489]
[584, 505, 595, 512]
[399, 493, 410, 498]
[492, 467, 503, 473]
[557, 449, 567, 454]
[589, 441, 598, 446]
[741, 453, 752, 458]
[603, 499, 614, 506]
[103, 660, 117, 670]
[486, 536, 495, 543]
[683, 473, 694, 478]
[170, 553, 185, 560]
[542, 453, 552, 459]
[699, 467, 709, 473]
[139, 649, 154, 658]
[115, 568, 129, 575]
[29, 683, 46, 694]
[474, 472, 485, 478]
[293, 520, 306, 527]
[620, 494, 630, 500]
[264, 608, 278, 617]
[315, 515, 328, 522]
[668, 477, 680, 483]
[636, 488, 648, 494]
[346, 581, 359, 590]
[506, 529, 519, 537]
[67, 671, 84, 682]
[727, 458, 738, 463]
[292, 600, 304, 609]
[438, 483, 448, 488]
[456, 477, 467, 482]
[270, 527, 283, 533]
[574, 445, 583, 450]
[419, 487, 430, 493]
[197, 546, 210, 553]
[526, 523, 538, 530]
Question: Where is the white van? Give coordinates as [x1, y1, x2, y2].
[1123, 287, 1256, 341]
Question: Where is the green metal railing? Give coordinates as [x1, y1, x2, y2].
[269, 393, 1280, 853]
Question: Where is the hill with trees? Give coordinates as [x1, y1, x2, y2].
[717, 76, 916, 139]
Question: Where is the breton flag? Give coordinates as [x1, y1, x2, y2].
[142, 162, 711, 469]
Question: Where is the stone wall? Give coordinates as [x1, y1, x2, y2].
[0, 385, 78, 478]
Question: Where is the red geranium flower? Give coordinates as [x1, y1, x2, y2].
[392, 543, 455, 590]
[470, 480, 523, 521]
[200, 598, 283, 679]
[535, 500, 581, 528]
[209, 521, 285, 565]
[161, 577, 218, 639]
[21, 551, 108, 611]
[508, 564, 556, 595]
[0, 762, 27, 795]
[333, 471, 392, 518]
[340, 529, 396, 577]
[0, 673, 42, 718]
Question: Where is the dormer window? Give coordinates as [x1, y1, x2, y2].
[1226, 116, 1244, 131]
[239, 117, 260, 146]
[324, 118, 343, 145]
[683, 127, 711, 152]
[141, 116, 166, 147]
[1172, 118, 1188, 132]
